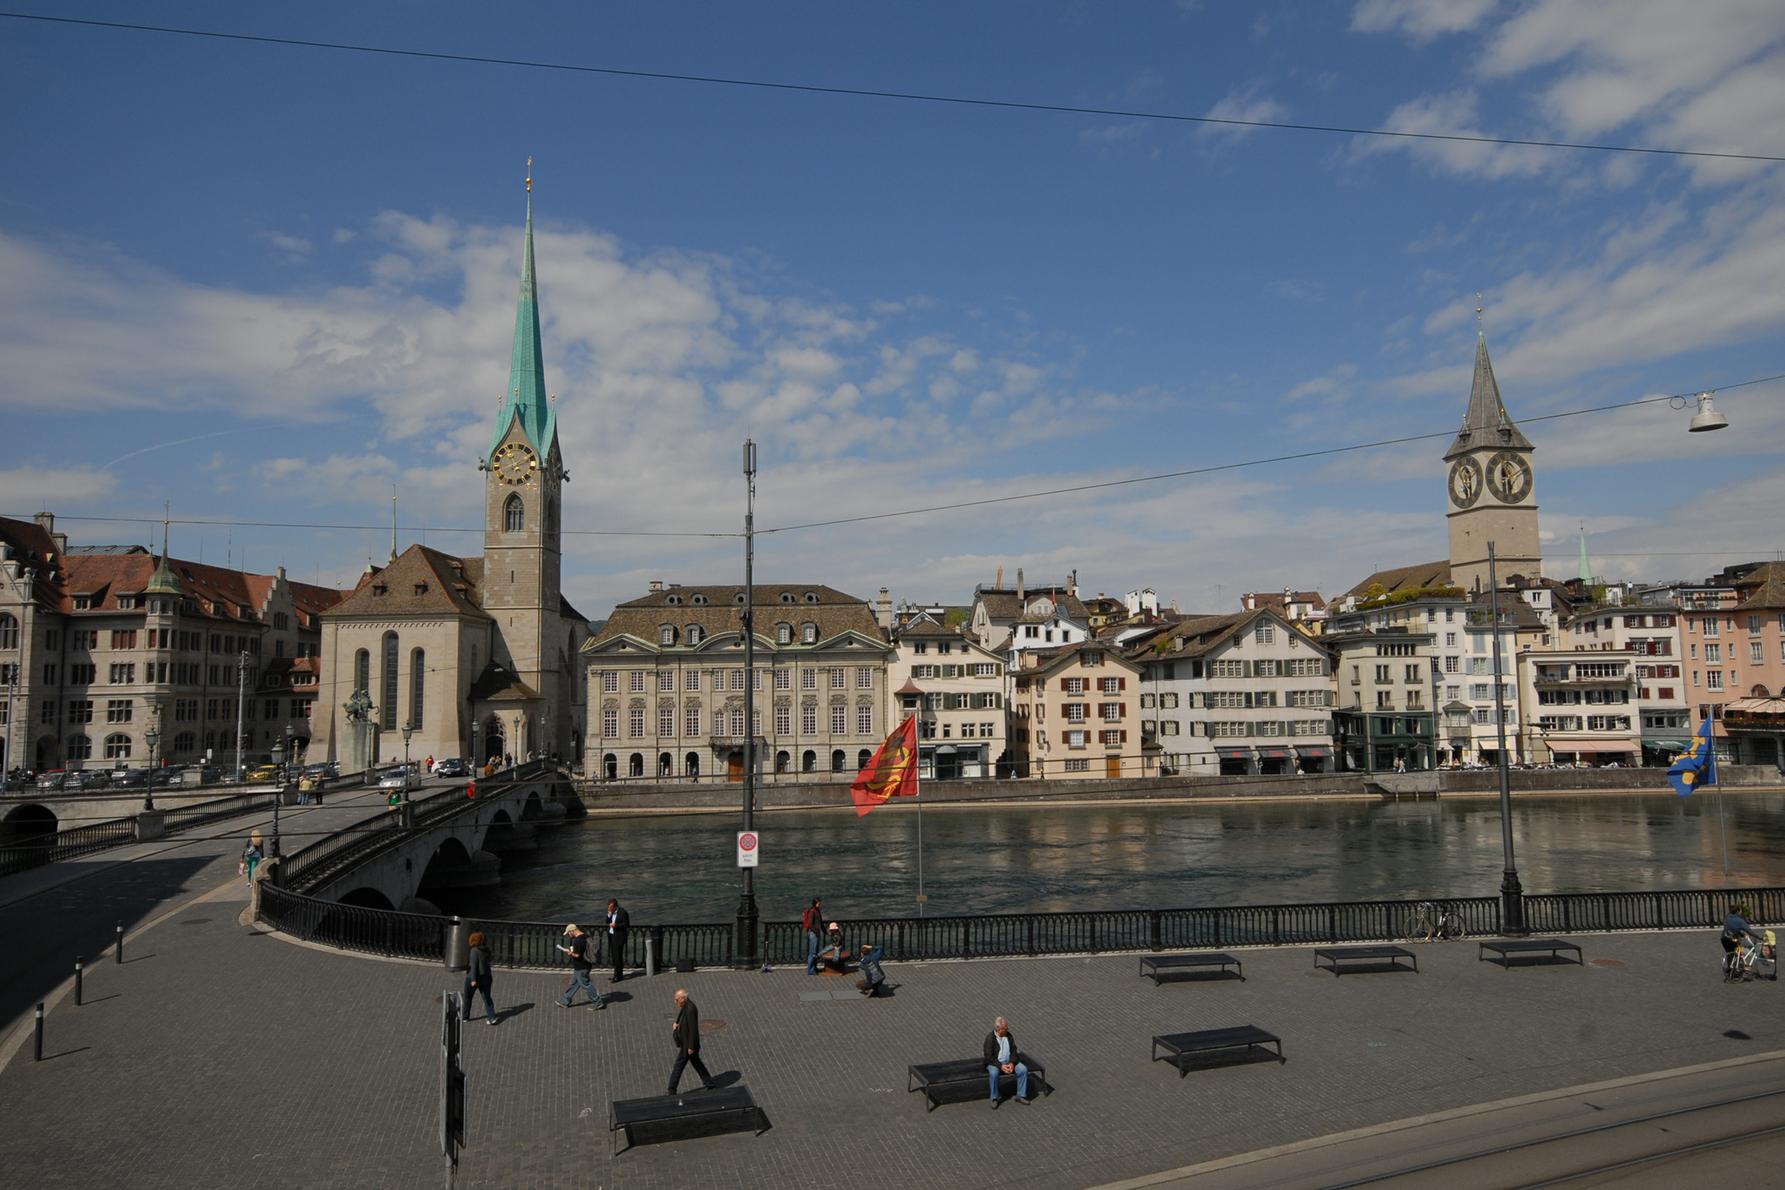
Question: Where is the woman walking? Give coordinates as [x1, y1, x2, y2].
[463, 932, 498, 1025]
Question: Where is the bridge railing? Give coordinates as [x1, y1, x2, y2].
[0, 815, 138, 879]
[254, 885, 1785, 969]
[161, 792, 280, 836]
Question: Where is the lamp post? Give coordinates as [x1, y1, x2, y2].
[736, 438, 760, 969]
[1488, 542, 1524, 934]
[472, 718, 482, 775]
[143, 724, 159, 812]
[401, 722, 414, 800]
[268, 731, 285, 859]
[511, 713, 521, 769]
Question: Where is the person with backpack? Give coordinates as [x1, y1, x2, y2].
[802, 896, 824, 975]
[555, 923, 606, 1011]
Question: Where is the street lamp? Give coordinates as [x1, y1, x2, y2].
[472, 718, 482, 775]
[143, 724, 159, 812]
[736, 438, 760, 969]
[401, 721, 414, 800]
[1488, 543, 1524, 934]
[511, 713, 521, 769]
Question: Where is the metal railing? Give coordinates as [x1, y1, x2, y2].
[161, 792, 280, 835]
[254, 885, 1785, 969]
[0, 815, 137, 879]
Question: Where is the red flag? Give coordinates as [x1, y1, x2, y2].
[850, 715, 919, 817]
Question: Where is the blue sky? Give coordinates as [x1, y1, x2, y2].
[2, 1, 1783, 618]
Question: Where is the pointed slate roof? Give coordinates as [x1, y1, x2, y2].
[486, 184, 557, 463]
[1444, 333, 1532, 460]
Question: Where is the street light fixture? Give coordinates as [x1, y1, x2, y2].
[401, 721, 414, 801]
[1687, 391, 1729, 433]
[143, 724, 159, 812]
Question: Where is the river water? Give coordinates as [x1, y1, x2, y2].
[434, 792, 1785, 925]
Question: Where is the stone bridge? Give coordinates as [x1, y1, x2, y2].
[291, 765, 580, 915]
[0, 783, 286, 846]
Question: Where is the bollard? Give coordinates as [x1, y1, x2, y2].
[33, 1003, 43, 1062]
[645, 933, 657, 978]
[115, 922, 124, 964]
[74, 959, 83, 1007]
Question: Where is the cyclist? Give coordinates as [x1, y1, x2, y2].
[1722, 902, 1762, 974]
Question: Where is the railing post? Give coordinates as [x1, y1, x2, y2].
[1148, 911, 1161, 952]
[1270, 907, 1281, 946]
[896, 921, 906, 961]
[1026, 917, 1035, 957]
[74, 959, 82, 1007]
[961, 920, 971, 960]
[1089, 916, 1099, 955]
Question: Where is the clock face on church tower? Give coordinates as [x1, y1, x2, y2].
[1486, 451, 1532, 503]
[1448, 458, 1483, 509]
[491, 442, 538, 486]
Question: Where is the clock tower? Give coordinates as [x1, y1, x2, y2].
[1445, 331, 1540, 593]
[482, 168, 564, 694]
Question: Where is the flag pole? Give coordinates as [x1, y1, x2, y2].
[1713, 708, 1729, 874]
[915, 716, 926, 918]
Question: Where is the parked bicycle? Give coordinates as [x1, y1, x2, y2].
[1402, 900, 1467, 942]
[1723, 929, 1778, 983]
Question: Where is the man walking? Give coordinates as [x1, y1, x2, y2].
[606, 898, 631, 983]
[802, 896, 824, 975]
[555, 923, 606, 1011]
[984, 1016, 1031, 1108]
[667, 987, 716, 1094]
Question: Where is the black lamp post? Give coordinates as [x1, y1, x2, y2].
[401, 722, 414, 800]
[143, 725, 159, 812]
[1488, 542, 1524, 934]
[736, 438, 760, 969]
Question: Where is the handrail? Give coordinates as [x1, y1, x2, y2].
[254, 884, 1785, 970]
[0, 789, 284, 880]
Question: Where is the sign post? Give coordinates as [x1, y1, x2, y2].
[736, 830, 760, 869]
[441, 992, 465, 1188]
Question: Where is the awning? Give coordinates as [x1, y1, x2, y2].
[1642, 738, 1690, 751]
[1294, 745, 1333, 757]
[933, 745, 957, 754]
[1258, 748, 1291, 759]
[1544, 738, 1639, 755]
[1215, 746, 1253, 759]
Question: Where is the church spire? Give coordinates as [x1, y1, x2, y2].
[1577, 523, 1592, 584]
[1444, 326, 1532, 460]
[487, 157, 556, 463]
[145, 501, 181, 596]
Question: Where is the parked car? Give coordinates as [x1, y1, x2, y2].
[246, 763, 283, 783]
[35, 770, 67, 791]
[109, 768, 148, 789]
[433, 757, 468, 778]
[5, 767, 34, 787]
[180, 765, 221, 786]
[70, 769, 111, 792]
[377, 765, 417, 791]
[148, 767, 179, 788]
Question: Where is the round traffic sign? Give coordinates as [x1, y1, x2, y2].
[738, 832, 758, 851]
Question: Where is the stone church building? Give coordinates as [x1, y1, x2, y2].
[310, 179, 588, 771]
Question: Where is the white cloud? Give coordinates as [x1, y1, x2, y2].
[0, 466, 118, 510]
[258, 231, 313, 260]
[1352, 0, 1497, 41]
[1199, 86, 1289, 140]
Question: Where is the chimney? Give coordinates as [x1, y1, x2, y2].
[875, 586, 893, 631]
[994, 565, 1003, 590]
[1016, 568, 1025, 602]
[33, 510, 68, 558]
[648, 579, 664, 593]
[1068, 569, 1078, 599]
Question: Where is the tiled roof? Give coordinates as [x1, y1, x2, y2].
[59, 550, 349, 624]
[1121, 608, 1325, 663]
[1735, 561, 1785, 612]
[1015, 639, 1139, 678]
[326, 545, 487, 620]
[589, 584, 887, 650]
[1344, 560, 1453, 598]
[974, 585, 1090, 624]
[0, 515, 67, 605]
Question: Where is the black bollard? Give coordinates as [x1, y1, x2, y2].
[115, 922, 124, 964]
[74, 959, 83, 1007]
[33, 1003, 43, 1062]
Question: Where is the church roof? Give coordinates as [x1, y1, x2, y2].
[468, 661, 541, 703]
[326, 545, 489, 620]
[1444, 333, 1533, 460]
[486, 181, 557, 463]
[1344, 559, 1453, 599]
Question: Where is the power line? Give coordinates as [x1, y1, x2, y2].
[758, 372, 1785, 534]
[6, 11, 1783, 166]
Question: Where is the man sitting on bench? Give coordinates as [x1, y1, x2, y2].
[855, 945, 886, 996]
[816, 921, 851, 972]
[984, 1016, 1031, 1107]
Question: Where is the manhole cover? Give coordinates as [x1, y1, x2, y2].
[701, 1018, 727, 1031]
[1589, 958, 1625, 968]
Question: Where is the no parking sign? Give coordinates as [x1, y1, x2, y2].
[736, 830, 760, 868]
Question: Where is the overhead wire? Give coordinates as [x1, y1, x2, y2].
[4, 11, 1784, 165]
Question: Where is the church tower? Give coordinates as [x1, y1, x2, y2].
[1444, 330, 1540, 593]
[482, 165, 564, 695]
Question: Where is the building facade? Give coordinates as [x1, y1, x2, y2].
[1325, 625, 1438, 772]
[583, 583, 894, 782]
[886, 613, 1007, 780]
[1681, 562, 1785, 767]
[1008, 640, 1149, 779]
[309, 179, 589, 772]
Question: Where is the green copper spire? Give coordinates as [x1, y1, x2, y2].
[145, 504, 181, 596]
[487, 160, 557, 463]
[1577, 524, 1592, 584]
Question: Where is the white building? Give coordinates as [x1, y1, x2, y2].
[886, 612, 1007, 780]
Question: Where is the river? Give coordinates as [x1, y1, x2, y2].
[432, 792, 1785, 925]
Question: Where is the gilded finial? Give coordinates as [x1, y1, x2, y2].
[525, 155, 533, 194]
[1475, 292, 1484, 327]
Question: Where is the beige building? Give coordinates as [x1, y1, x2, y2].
[886, 612, 1008, 780]
[583, 583, 894, 782]
[1445, 331, 1541, 593]
[1008, 640, 1150, 779]
[309, 182, 588, 772]
[1, 513, 343, 776]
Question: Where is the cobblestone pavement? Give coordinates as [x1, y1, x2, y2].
[2, 884, 1781, 1190]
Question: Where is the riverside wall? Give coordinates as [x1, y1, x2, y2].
[572, 763, 1783, 814]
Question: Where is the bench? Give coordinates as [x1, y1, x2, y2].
[1139, 952, 1244, 984]
[908, 1055, 1048, 1111]
[1313, 945, 1418, 976]
[1479, 938, 1583, 968]
[1151, 1026, 1284, 1077]
[607, 1085, 763, 1155]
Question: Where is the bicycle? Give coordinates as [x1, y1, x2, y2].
[1723, 930, 1778, 983]
[1402, 900, 1467, 943]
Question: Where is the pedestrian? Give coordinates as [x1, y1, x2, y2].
[606, 898, 631, 983]
[240, 831, 264, 885]
[462, 931, 497, 1025]
[667, 987, 716, 1094]
[802, 896, 824, 975]
[555, 923, 606, 1011]
[984, 1016, 1032, 1108]
[816, 921, 846, 971]
[425, 755, 435, 774]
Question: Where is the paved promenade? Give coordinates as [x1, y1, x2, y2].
[4, 833, 1785, 1190]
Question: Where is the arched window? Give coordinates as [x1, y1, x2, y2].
[504, 493, 525, 533]
[830, 749, 845, 772]
[0, 613, 16, 649]
[658, 752, 672, 777]
[801, 749, 817, 773]
[801, 622, 818, 644]
[775, 750, 790, 773]
[354, 648, 370, 697]
[858, 749, 872, 770]
[380, 632, 399, 730]
[67, 734, 92, 760]
[684, 752, 700, 779]
[410, 648, 425, 730]
[603, 753, 618, 781]
[104, 733, 132, 760]
[659, 625, 676, 646]
[629, 753, 644, 778]
[775, 623, 791, 645]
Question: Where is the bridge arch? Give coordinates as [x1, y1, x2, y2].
[0, 803, 57, 847]
[340, 887, 395, 910]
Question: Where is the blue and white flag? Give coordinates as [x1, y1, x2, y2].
[1668, 716, 1719, 798]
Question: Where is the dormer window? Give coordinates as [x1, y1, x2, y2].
[691, 593, 708, 605]
[413, 583, 428, 596]
[73, 595, 92, 610]
[687, 625, 704, 645]
[659, 625, 677, 646]
[803, 592, 819, 603]
[734, 593, 746, 605]
[801, 622, 818, 644]
[666, 594, 682, 605]
[775, 623, 791, 644]
[779, 592, 794, 603]
[372, 584, 388, 597]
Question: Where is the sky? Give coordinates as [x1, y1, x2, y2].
[2, 1, 1783, 620]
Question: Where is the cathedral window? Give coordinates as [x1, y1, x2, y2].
[504, 494, 525, 533]
[410, 648, 425, 730]
[354, 649, 370, 697]
[0, 614, 15, 649]
[380, 632, 399, 729]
